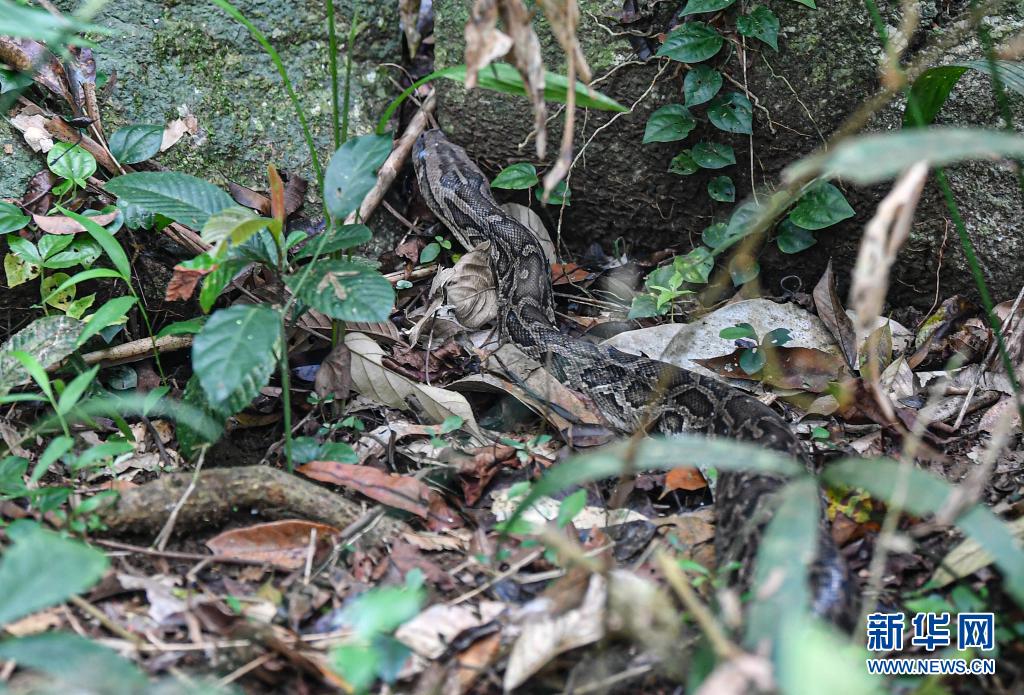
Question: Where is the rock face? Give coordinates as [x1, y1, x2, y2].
[432, 0, 1024, 307]
[1, 0, 399, 197]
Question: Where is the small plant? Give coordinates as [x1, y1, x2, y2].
[719, 322, 791, 374]
[500, 433, 553, 464]
[419, 234, 452, 264]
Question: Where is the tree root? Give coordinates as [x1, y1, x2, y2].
[99, 465, 407, 543]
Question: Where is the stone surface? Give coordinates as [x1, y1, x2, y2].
[1, 0, 399, 198]
[432, 0, 1024, 308]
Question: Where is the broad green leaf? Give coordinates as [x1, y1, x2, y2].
[708, 93, 753, 134]
[40, 267, 123, 305]
[201, 206, 277, 247]
[155, 317, 206, 338]
[0, 632, 148, 695]
[627, 294, 661, 319]
[824, 458, 1024, 604]
[420, 242, 441, 264]
[739, 347, 765, 373]
[546, 180, 571, 205]
[669, 150, 699, 175]
[786, 128, 1024, 185]
[291, 437, 358, 465]
[46, 238, 103, 269]
[683, 65, 723, 106]
[105, 172, 234, 229]
[777, 617, 882, 695]
[0, 201, 29, 233]
[41, 272, 76, 311]
[285, 260, 395, 322]
[491, 162, 539, 190]
[557, 489, 588, 527]
[788, 182, 854, 230]
[745, 478, 819, 646]
[0, 520, 109, 625]
[4, 253, 38, 287]
[57, 207, 132, 281]
[720, 323, 757, 340]
[6, 234, 41, 264]
[342, 583, 425, 638]
[192, 304, 282, 412]
[47, 142, 96, 182]
[77, 296, 137, 347]
[0, 67, 33, 95]
[702, 222, 729, 247]
[294, 224, 372, 259]
[0, 316, 82, 395]
[56, 365, 99, 415]
[708, 175, 736, 202]
[643, 104, 697, 143]
[656, 22, 723, 63]
[680, 0, 735, 15]
[905, 61, 1024, 127]
[107, 124, 163, 164]
[776, 218, 817, 253]
[507, 436, 801, 530]
[324, 133, 393, 220]
[38, 234, 74, 261]
[692, 142, 736, 168]
[441, 63, 627, 112]
[199, 259, 246, 313]
[66, 294, 97, 320]
[676, 247, 714, 283]
[331, 643, 379, 693]
[737, 6, 780, 51]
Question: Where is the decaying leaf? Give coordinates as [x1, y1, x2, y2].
[165, 264, 214, 302]
[664, 466, 707, 493]
[396, 601, 506, 660]
[314, 342, 352, 401]
[431, 242, 497, 328]
[32, 210, 118, 235]
[813, 260, 857, 368]
[464, 0, 513, 89]
[695, 346, 847, 393]
[10, 110, 54, 153]
[345, 331, 484, 437]
[205, 520, 341, 570]
[228, 180, 271, 216]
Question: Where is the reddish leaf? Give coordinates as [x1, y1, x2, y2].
[33, 210, 118, 235]
[268, 163, 286, 226]
[695, 346, 847, 393]
[664, 466, 707, 492]
[298, 461, 438, 520]
[205, 519, 341, 570]
[812, 260, 857, 368]
[165, 264, 214, 301]
[551, 263, 590, 286]
[389, 540, 454, 589]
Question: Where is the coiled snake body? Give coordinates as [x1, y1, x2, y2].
[413, 129, 853, 622]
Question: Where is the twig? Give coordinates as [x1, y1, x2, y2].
[95, 539, 277, 567]
[153, 447, 207, 551]
[69, 595, 145, 648]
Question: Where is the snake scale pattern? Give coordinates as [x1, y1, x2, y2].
[413, 129, 853, 623]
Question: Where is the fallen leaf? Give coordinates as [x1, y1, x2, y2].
[813, 260, 857, 368]
[314, 342, 352, 401]
[930, 517, 1024, 588]
[396, 601, 506, 659]
[165, 263, 214, 301]
[205, 520, 341, 570]
[664, 466, 707, 492]
[431, 242, 497, 328]
[551, 262, 590, 285]
[10, 111, 54, 153]
[695, 346, 846, 393]
[32, 210, 118, 235]
[452, 632, 503, 693]
[227, 180, 271, 215]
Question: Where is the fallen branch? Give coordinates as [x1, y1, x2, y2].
[99, 465, 409, 541]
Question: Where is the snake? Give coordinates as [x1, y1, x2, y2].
[413, 129, 853, 624]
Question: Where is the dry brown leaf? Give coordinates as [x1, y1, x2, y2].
[451, 632, 503, 694]
[464, 0, 513, 88]
[165, 263, 213, 301]
[813, 260, 857, 368]
[396, 602, 506, 660]
[431, 242, 497, 328]
[695, 346, 846, 393]
[268, 163, 286, 226]
[930, 517, 1024, 588]
[850, 162, 927, 338]
[400, 0, 424, 55]
[227, 180, 271, 215]
[0, 37, 73, 104]
[664, 466, 707, 492]
[344, 332, 484, 437]
[497, 0, 547, 159]
[160, 118, 191, 152]
[32, 211, 118, 235]
[314, 342, 352, 401]
[205, 520, 341, 570]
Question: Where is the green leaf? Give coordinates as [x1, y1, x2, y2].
[105, 172, 234, 229]
[680, 0, 736, 15]
[668, 151, 698, 175]
[546, 180, 571, 205]
[294, 224, 372, 258]
[777, 617, 882, 695]
[155, 317, 207, 339]
[107, 124, 163, 164]
[57, 365, 99, 415]
[38, 234, 74, 261]
[0, 632, 148, 695]
[557, 489, 588, 527]
[47, 142, 96, 182]
[763, 327, 792, 346]
[0, 0, 106, 42]
[739, 348, 765, 373]
[31, 435, 73, 483]
[788, 182, 854, 230]
[676, 247, 714, 283]
[656, 22, 724, 63]
[45, 237, 103, 270]
[331, 643, 379, 692]
[683, 65, 723, 107]
[903, 65, 969, 127]
[76, 296, 137, 348]
[442, 63, 627, 112]
[731, 254, 760, 285]
[708, 175, 735, 202]
[0, 520, 109, 625]
[776, 219, 817, 253]
[0, 67, 33, 95]
[343, 583, 425, 638]
[419, 242, 441, 264]
[825, 458, 1024, 604]
[644, 105, 697, 143]
[40, 267, 123, 306]
[192, 304, 282, 412]
[790, 0, 816, 7]
[0, 201, 29, 233]
[4, 252, 38, 287]
[57, 207, 132, 281]
[737, 6, 780, 51]
[719, 323, 757, 340]
[0, 316, 82, 396]
[744, 478, 819, 646]
[708, 93, 753, 134]
[786, 128, 1024, 185]
[285, 260, 396, 322]
[201, 206, 278, 247]
[628, 294, 662, 319]
[6, 234, 41, 264]
[701, 222, 728, 248]
[324, 133, 393, 220]
[692, 142, 736, 169]
[491, 162, 539, 190]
